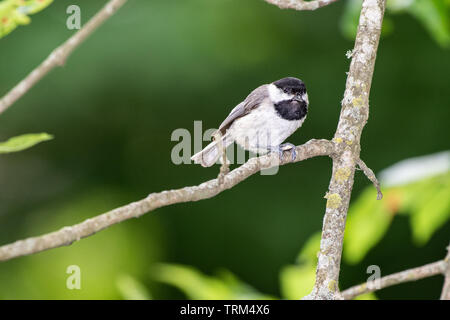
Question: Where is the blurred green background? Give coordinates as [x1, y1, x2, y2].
[0, 0, 449, 299]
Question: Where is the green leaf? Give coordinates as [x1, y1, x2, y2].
[297, 231, 321, 263]
[0, 0, 53, 39]
[152, 263, 231, 299]
[151, 263, 273, 300]
[354, 292, 378, 300]
[281, 232, 321, 299]
[0, 133, 53, 153]
[343, 169, 450, 264]
[397, 176, 440, 214]
[280, 264, 316, 300]
[116, 274, 152, 300]
[17, 0, 53, 15]
[410, 173, 450, 245]
[216, 269, 276, 299]
[344, 188, 393, 264]
[407, 0, 450, 47]
[341, 0, 450, 47]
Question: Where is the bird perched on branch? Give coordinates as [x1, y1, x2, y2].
[191, 77, 309, 167]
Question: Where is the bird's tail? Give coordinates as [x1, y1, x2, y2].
[191, 132, 234, 167]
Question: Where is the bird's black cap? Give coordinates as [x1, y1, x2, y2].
[273, 77, 306, 95]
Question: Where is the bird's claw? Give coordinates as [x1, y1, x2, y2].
[268, 143, 297, 162]
[281, 143, 297, 161]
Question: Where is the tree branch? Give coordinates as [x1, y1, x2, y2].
[342, 260, 447, 300]
[357, 158, 383, 200]
[0, 139, 334, 262]
[264, 0, 338, 11]
[305, 0, 386, 300]
[0, 0, 128, 116]
[440, 246, 450, 300]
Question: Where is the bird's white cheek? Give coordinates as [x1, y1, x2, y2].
[302, 93, 309, 105]
[268, 84, 293, 103]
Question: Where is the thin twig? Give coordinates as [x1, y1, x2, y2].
[357, 158, 383, 200]
[264, 0, 338, 11]
[0, 139, 334, 262]
[0, 0, 128, 115]
[342, 260, 446, 300]
[440, 245, 450, 300]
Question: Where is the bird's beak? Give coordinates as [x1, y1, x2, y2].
[294, 93, 309, 105]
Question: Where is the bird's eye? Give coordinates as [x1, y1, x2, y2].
[283, 88, 289, 93]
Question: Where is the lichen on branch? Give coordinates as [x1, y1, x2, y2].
[305, 0, 387, 300]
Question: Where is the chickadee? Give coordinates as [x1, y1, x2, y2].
[191, 77, 309, 167]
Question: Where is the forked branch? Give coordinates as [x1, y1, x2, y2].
[304, 0, 386, 300]
[0, 139, 334, 262]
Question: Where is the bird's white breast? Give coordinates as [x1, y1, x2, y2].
[228, 99, 305, 154]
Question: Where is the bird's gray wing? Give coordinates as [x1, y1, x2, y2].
[217, 84, 269, 135]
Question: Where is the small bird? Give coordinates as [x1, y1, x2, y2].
[191, 77, 309, 167]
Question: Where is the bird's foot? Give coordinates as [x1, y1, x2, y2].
[281, 143, 297, 161]
[268, 143, 297, 162]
